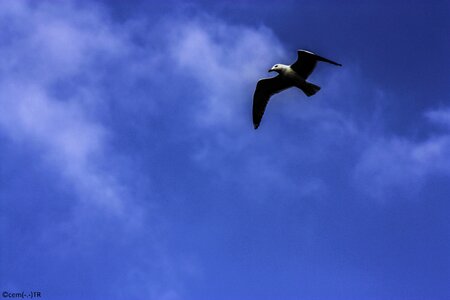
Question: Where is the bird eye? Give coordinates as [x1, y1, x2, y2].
[274, 65, 278, 68]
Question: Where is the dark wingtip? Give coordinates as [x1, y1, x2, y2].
[254, 123, 259, 129]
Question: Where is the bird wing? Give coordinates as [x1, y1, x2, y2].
[253, 76, 293, 129]
[290, 50, 342, 79]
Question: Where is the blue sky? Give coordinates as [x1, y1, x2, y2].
[0, 0, 449, 299]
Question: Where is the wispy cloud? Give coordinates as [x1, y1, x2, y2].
[0, 1, 189, 298]
[0, 1, 137, 215]
[164, 16, 334, 202]
[426, 106, 450, 129]
[168, 16, 285, 128]
[354, 106, 450, 200]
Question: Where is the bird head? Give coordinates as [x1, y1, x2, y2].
[268, 64, 282, 73]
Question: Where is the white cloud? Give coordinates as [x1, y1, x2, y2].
[354, 107, 450, 200]
[0, 1, 137, 215]
[0, 2, 190, 298]
[164, 17, 337, 202]
[168, 17, 285, 127]
[0, 3, 260, 298]
[426, 106, 450, 129]
[165, 14, 450, 204]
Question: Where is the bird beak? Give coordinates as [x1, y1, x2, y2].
[268, 68, 274, 72]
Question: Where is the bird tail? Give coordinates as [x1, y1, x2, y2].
[301, 81, 321, 97]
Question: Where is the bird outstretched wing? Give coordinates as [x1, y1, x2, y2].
[290, 50, 342, 79]
[253, 76, 293, 129]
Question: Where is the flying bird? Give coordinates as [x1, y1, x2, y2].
[252, 50, 342, 129]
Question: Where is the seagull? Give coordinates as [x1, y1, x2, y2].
[252, 49, 342, 129]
